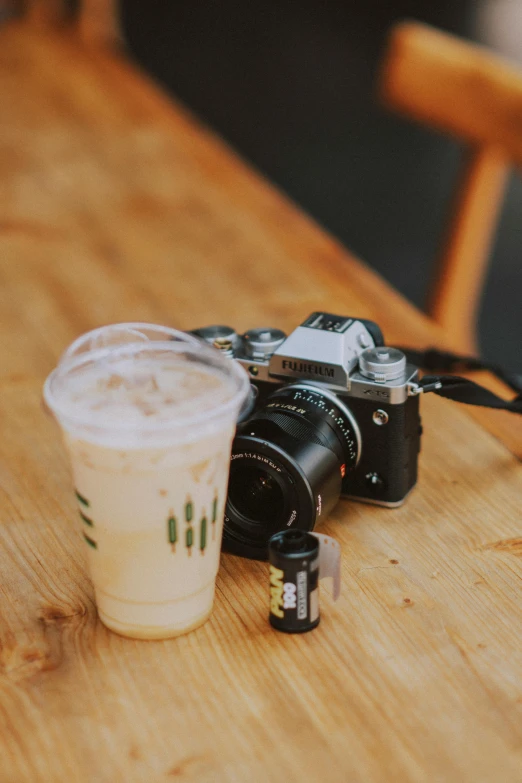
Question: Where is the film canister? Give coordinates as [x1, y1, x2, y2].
[268, 530, 321, 633]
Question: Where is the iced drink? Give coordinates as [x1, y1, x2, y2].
[44, 325, 249, 639]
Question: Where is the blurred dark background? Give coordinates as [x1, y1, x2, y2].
[121, 0, 521, 370]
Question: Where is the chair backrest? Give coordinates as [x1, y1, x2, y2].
[22, 0, 119, 46]
[379, 21, 522, 353]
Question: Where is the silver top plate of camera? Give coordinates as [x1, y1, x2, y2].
[269, 314, 375, 388]
[191, 312, 418, 404]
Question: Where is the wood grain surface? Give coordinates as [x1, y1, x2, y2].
[0, 23, 521, 783]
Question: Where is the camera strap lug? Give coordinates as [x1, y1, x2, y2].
[407, 381, 443, 396]
[408, 379, 443, 395]
[407, 382, 422, 396]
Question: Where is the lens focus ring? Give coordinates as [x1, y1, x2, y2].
[262, 384, 361, 469]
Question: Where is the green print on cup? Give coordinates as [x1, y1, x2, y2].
[200, 517, 207, 552]
[167, 512, 213, 555]
[83, 533, 97, 550]
[76, 490, 98, 549]
[186, 526, 193, 554]
[75, 489, 90, 507]
[79, 510, 94, 527]
[168, 498, 217, 555]
[168, 515, 177, 552]
[185, 497, 194, 555]
[211, 494, 218, 539]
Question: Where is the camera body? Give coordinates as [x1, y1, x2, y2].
[193, 312, 422, 558]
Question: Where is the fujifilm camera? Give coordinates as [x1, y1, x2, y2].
[192, 312, 422, 559]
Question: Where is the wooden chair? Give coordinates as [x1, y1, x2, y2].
[22, 0, 120, 46]
[16, 11, 519, 355]
[379, 21, 522, 354]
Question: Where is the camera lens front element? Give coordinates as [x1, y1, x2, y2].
[228, 465, 285, 525]
[224, 446, 304, 558]
[223, 383, 361, 559]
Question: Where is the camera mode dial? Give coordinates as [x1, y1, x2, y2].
[243, 327, 287, 360]
[359, 347, 406, 383]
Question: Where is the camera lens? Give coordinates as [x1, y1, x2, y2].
[228, 466, 285, 525]
[223, 383, 360, 559]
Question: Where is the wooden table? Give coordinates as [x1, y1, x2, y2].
[1, 22, 521, 783]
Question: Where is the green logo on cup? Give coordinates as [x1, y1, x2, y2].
[167, 494, 219, 555]
[76, 489, 98, 549]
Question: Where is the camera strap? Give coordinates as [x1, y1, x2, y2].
[400, 347, 522, 415]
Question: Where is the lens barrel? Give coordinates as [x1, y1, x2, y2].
[223, 384, 360, 559]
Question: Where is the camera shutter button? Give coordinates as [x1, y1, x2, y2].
[357, 331, 372, 349]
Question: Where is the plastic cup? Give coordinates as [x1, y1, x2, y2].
[44, 324, 250, 639]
